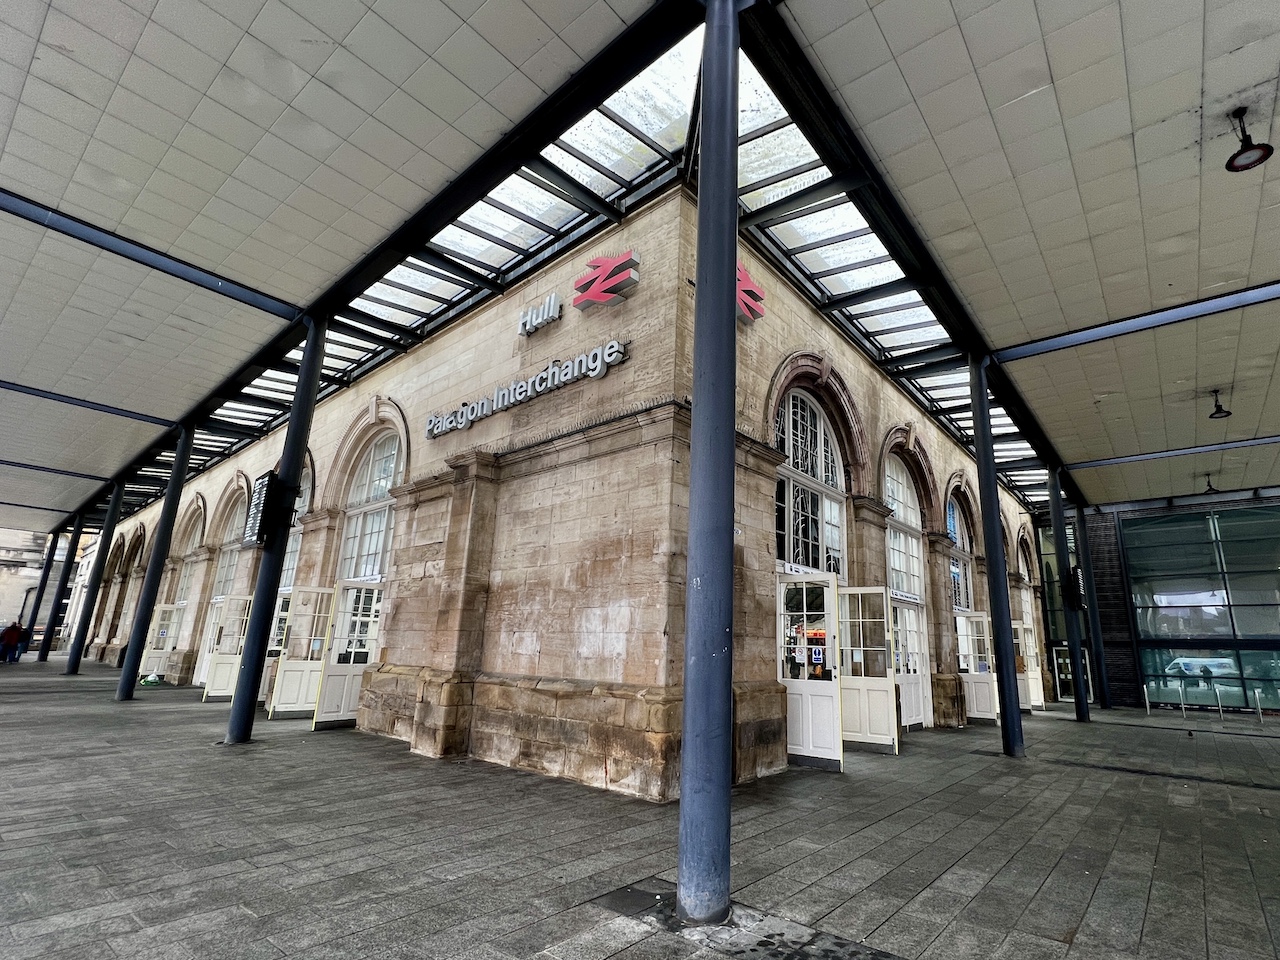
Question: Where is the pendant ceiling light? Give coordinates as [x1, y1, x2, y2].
[1204, 474, 1220, 495]
[1209, 388, 1232, 419]
[1225, 106, 1274, 172]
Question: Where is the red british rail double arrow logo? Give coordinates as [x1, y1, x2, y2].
[573, 250, 640, 310]
[736, 261, 765, 322]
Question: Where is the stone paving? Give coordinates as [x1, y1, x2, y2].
[2, 656, 1278, 960]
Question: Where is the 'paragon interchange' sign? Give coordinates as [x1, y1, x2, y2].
[425, 340, 627, 439]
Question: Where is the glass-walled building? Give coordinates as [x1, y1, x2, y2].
[1121, 505, 1280, 711]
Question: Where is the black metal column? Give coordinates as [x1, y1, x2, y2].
[970, 358, 1025, 756]
[225, 315, 327, 745]
[117, 428, 193, 701]
[66, 483, 124, 674]
[25, 532, 59, 639]
[1047, 470, 1089, 721]
[677, 0, 742, 926]
[1074, 504, 1112, 709]
[37, 513, 83, 660]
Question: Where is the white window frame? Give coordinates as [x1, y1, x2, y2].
[774, 391, 846, 580]
[885, 454, 923, 602]
[947, 496, 974, 612]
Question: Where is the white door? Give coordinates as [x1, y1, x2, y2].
[957, 612, 998, 720]
[141, 605, 182, 677]
[891, 600, 931, 728]
[838, 587, 898, 753]
[200, 596, 252, 700]
[778, 575, 843, 769]
[1014, 622, 1045, 709]
[313, 585, 381, 728]
[268, 588, 333, 719]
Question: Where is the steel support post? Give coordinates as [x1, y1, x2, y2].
[970, 358, 1025, 756]
[1047, 470, 1089, 721]
[117, 427, 193, 701]
[677, 0, 742, 926]
[1074, 505, 1112, 709]
[66, 483, 124, 674]
[37, 513, 83, 660]
[26, 532, 59, 640]
[225, 315, 327, 745]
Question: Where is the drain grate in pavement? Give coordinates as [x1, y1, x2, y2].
[593, 879, 905, 960]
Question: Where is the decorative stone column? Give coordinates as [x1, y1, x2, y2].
[927, 530, 963, 727]
[849, 495, 891, 587]
[732, 436, 787, 784]
[387, 452, 500, 757]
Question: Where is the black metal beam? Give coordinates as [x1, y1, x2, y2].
[326, 315, 409, 353]
[202, 419, 267, 442]
[1067, 434, 1280, 471]
[996, 457, 1044, 472]
[740, 172, 869, 228]
[307, 0, 701, 322]
[0, 458, 108, 483]
[337, 306, 424, 339]
[821, 277, 916, 313]
[0, 187, 300, 321]
[0, 500, 68, 514]
[886, 343, 967, 370]
[0, 380, 175, 427]
[995, 277, 1280, 363]
[524, 157, 623, 223]
[741, 5, 1087, 507]
[892, 356, 968, 380]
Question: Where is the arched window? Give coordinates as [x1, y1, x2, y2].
[334, 434, 402, 664]
[885, 454, 923, 600]
[210, 499, 246, 599]
[947, 496, 973, 612]
[272, 469, 312, 656]
[279, 468, 311, 593]
[774, 391, 845, 576]
[174, 522, 202, 606]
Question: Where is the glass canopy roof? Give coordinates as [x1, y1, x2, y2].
[118, 24, 1049, 522]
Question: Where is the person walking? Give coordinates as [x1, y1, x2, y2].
[1, 621, 22, 663]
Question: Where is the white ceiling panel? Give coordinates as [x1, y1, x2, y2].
[0, 0, 656, 306]
[0, 391, 170, 479]
[786, 0, 1280, 503]
[0, 213, 290, 419]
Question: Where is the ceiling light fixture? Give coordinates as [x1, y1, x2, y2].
[1209, 388, 1232, 419]
[1225, 106, 1274, 172]
[1204, 474, 1220, 495]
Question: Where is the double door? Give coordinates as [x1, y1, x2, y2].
[891, 600, 931, 728]
[313, 584, 382, 727]
[957, 612, 998, 720]
[778, 575, 843, 769]
[141, 604, 182, 677]
[266, 588, 333, 720]
[197, 596, 252, 698]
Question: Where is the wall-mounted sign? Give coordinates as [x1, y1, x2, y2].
[573, 251, 640, 310]
[425, 340, 628, 439]
[518, 292, 562, 336]
[243, 471, 279, 546]
[736, 262, 765, 322]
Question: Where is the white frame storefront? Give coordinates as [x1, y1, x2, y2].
[885, 454, 932, 729]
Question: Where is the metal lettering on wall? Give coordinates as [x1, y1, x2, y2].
[424, 340, 628, 439]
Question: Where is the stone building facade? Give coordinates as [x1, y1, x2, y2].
[87, 190, 1043, 801]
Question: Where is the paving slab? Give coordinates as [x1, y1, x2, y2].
[2, 658, 1279, 959]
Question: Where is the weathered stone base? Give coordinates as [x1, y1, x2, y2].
[356, 664, 423, 742]
[733, 680, 788, 783]
[356, 664, 790, 802]
[931, 673, 965, 728]
[164, 650, 198, 685]
[102, 643, 127, 668]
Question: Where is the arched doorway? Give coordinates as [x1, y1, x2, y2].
[885, 453, 933, 729]
[314, 431, 402, 726]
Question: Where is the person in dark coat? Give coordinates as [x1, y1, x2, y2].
[1, 621, 22, 663]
